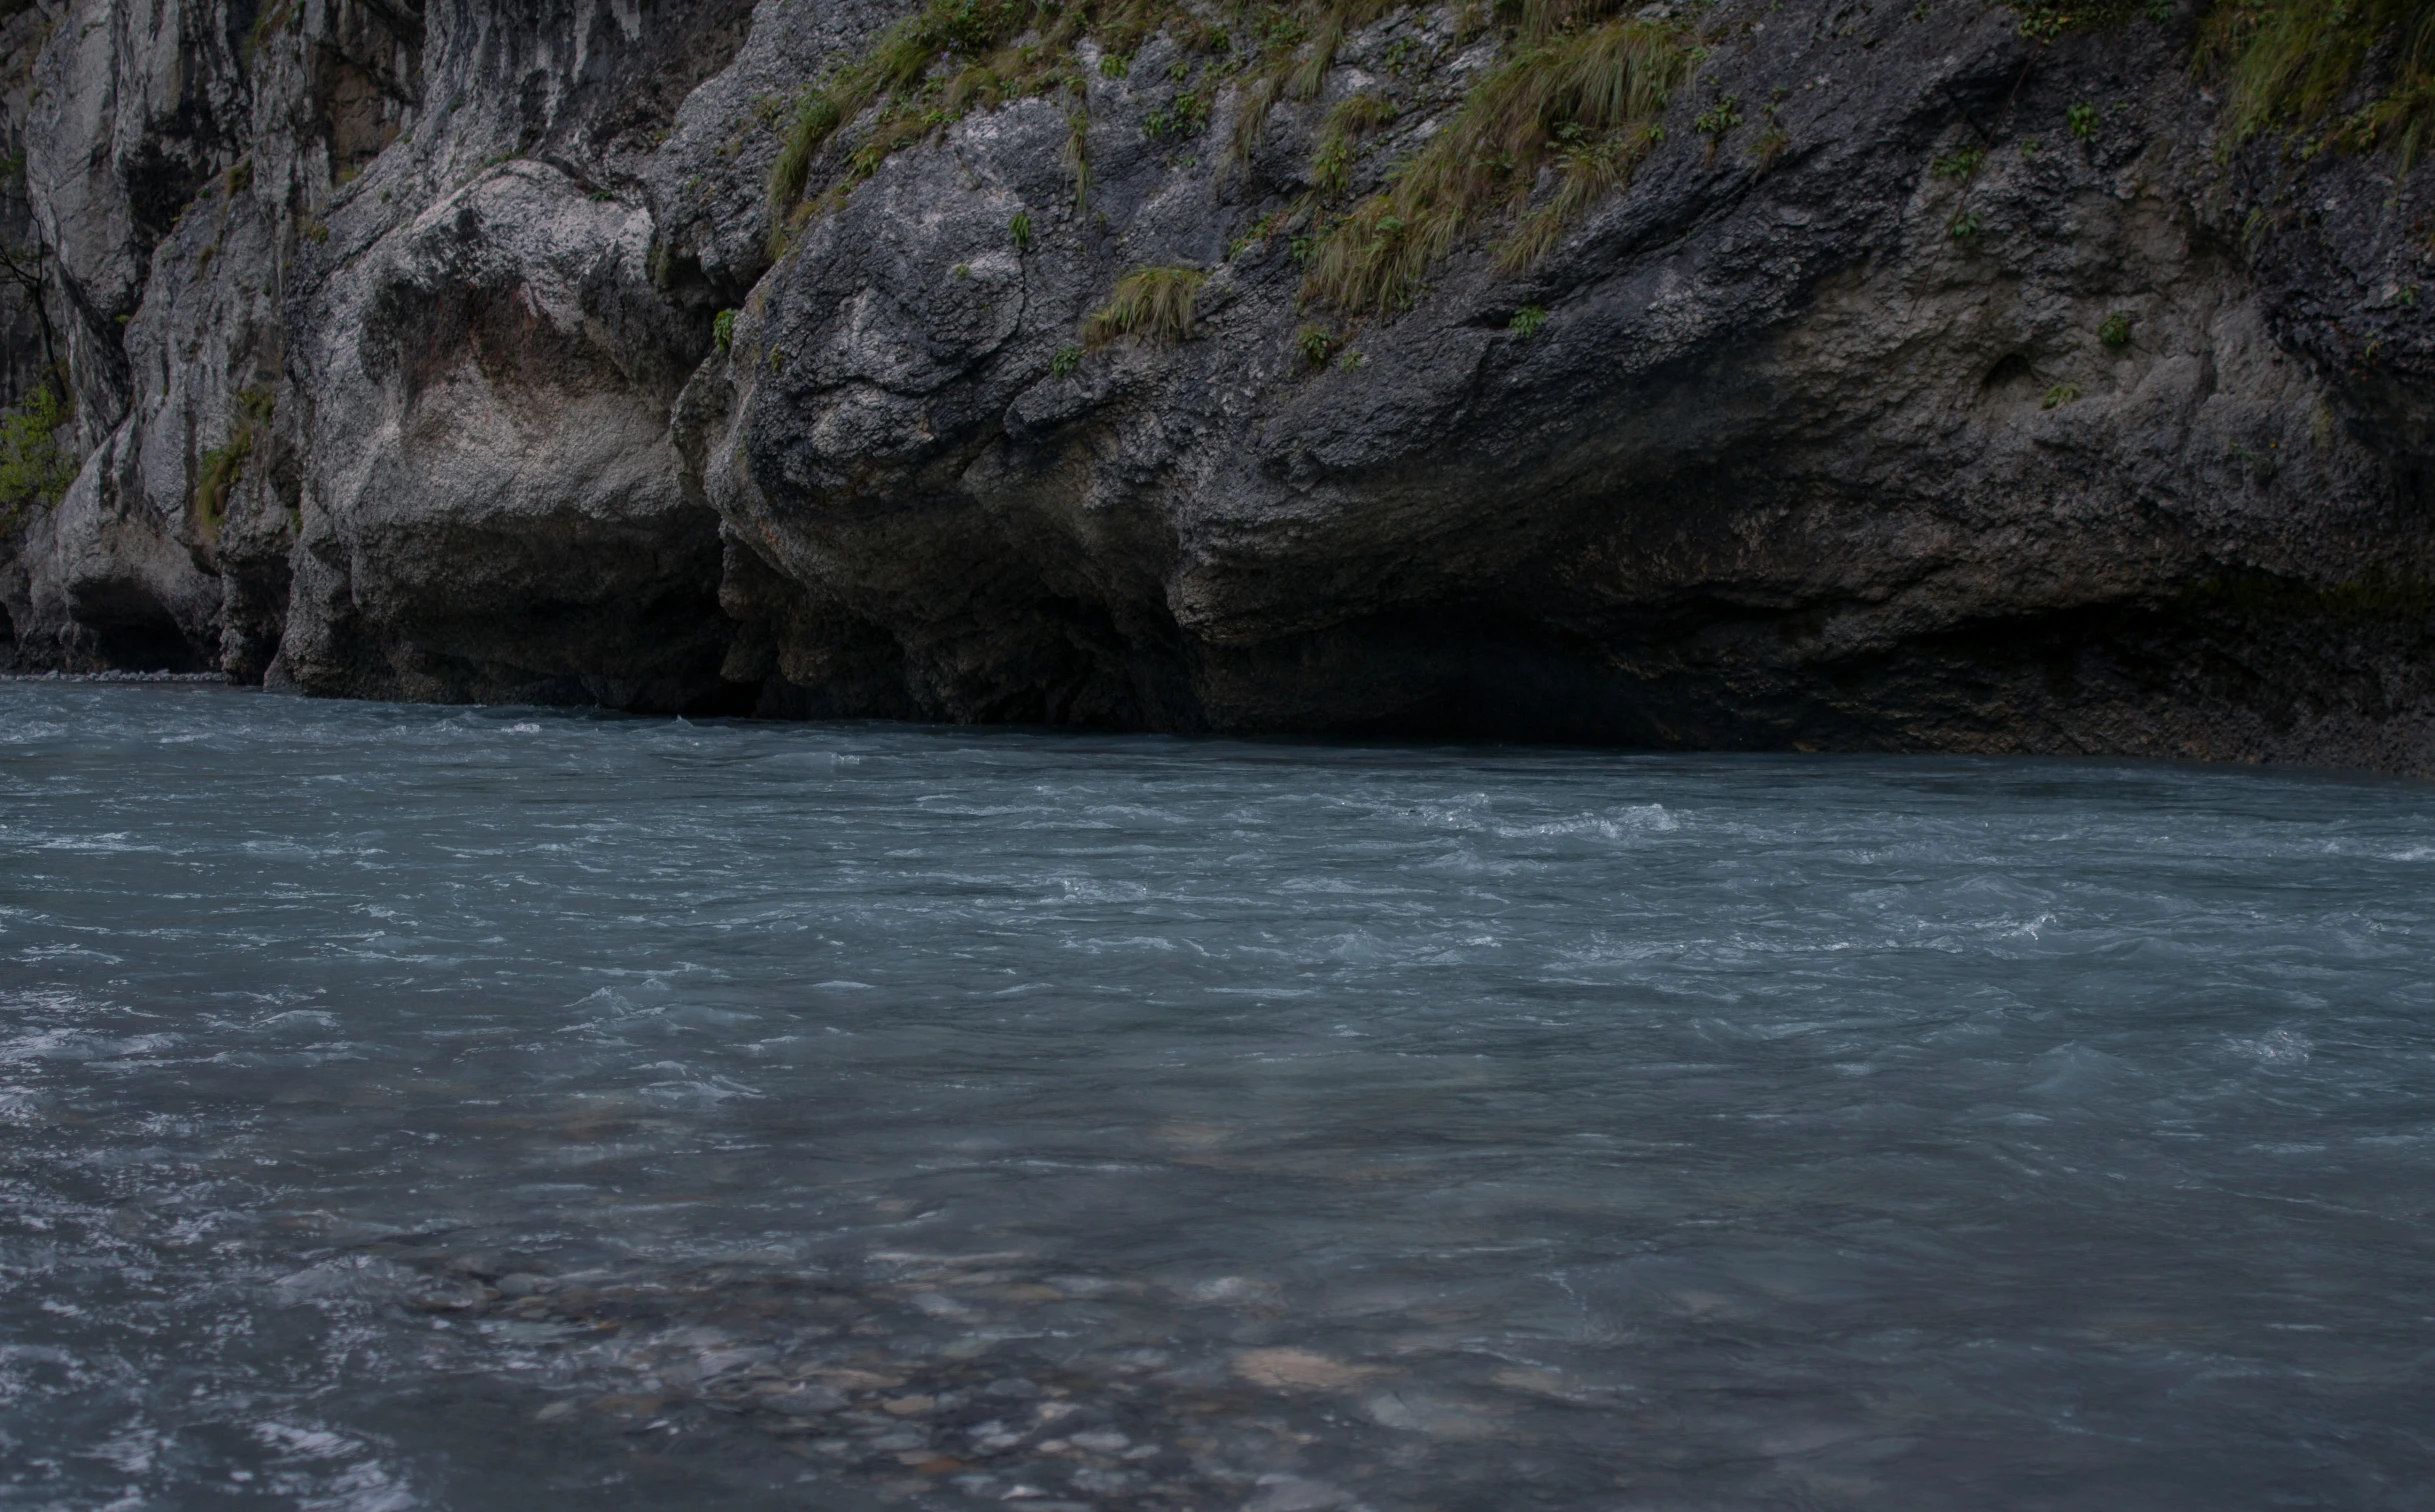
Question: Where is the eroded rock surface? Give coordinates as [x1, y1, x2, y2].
[1, 0, 2430, 772]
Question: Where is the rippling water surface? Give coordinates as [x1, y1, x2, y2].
[3, 684, 2432, 1511]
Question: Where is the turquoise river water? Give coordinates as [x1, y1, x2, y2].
[1, 683, 2430, 1510]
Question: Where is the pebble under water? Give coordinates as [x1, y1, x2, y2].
[2, 683, 2432, 1511]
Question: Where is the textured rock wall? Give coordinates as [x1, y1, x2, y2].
[2, 0, 2432, 775]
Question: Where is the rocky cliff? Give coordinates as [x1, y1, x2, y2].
[1, 0, 2430, 773]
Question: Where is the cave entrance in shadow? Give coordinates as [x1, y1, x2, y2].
[73, 584, 211, 673]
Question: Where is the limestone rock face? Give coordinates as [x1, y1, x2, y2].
[2, 0, 2432, 773]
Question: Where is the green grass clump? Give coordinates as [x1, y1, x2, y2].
[769, 0, 1066, 220]
[0, 381, 76, 527]
[1931, 143, 1985, 178]
[1146, 85, 1213, 139]
[191, 387, 275, 542]
[2098, 311, 2132, 347]
[193, 436, 250, 540]
[769, 0, 1407, 237]
[1224, 0, 1402, 174]
[2204, 0, 2435, 169]
[1301, 15, 1690, 313]
[1509, 303, 1548, 336]
[1297, 324, 1336, 363]
[1310, 90, 1397, 195]
[1081, 266, 1207, 347]
[712, 309, 737, 350]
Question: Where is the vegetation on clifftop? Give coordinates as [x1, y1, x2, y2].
[765, 0, 1696, 311]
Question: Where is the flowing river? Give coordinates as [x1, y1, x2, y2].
[2, 683, 2430, 1511]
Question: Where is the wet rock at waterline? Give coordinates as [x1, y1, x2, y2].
[1, 0, 2433, 771]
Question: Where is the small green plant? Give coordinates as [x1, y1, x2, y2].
[2067, 101, 2099, 140]
[1310, 91, 1396, 196]
[1066, 111, 1093, 209]
[953, 262, 971, 278]
[2098, 311, 2133, 347]
[1947, 209, 1983, 243]
[1695, 94, 1743, 136]
[2402, 284, 2421, 308]
[2228, 440, 2283, 480]
[2019, 136, 2043, 157]
[712, 309, 737, 351]
[1099, 51, 1129, 78]
[301, 219, 330, 244]
[1338, 347, 1368, 371]
[1931, 143, 1986, 178]
[1049, 343, 1083, 377]
[1509, 304, 1549, 337]
[1749, 125, 1791, 173]
[1297, 324, 1335, 364]
[1009, 209, 1033, 250]
[1081, 265, 1206, 348]
[2042, 382, 2081, 409]
[1146, 89, 1212, 140]
[1228, 209, 1286, 263]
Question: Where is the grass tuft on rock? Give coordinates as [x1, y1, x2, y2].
[1301, 14, 1689, 313]
[768, 0, 1075, 229]
[191, 387, 276, 544]
[2204, 0, 2435, 169]
[769, 0, 1407, 237]
[1081, 265, 1207, 347]
[1310, 91, 1397, 196]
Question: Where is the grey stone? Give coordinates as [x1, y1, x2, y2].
[1, 0, 2430, 774]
